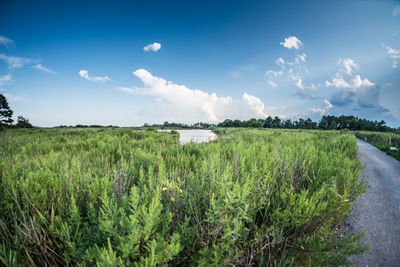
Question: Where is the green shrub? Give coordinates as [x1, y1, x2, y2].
[0, 128, 366, 266]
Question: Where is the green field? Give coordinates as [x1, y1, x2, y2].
[0, 128, 367, 266]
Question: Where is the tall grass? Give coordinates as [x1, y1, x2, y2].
[354, 131, 400, 161]
[0, 128, 366, 266]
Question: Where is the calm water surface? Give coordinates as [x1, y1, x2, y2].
[158, 129, 217, 144]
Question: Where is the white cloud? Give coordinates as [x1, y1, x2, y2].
[352, 75, 374, 88]
[338, 58, 358, 75]
[275, 58, 285, 67]
[294, 76, 317, 91]
[265, 70, 283, 77]
[3, 92, 25, 102]
[296, 53, 306, 63]
[326, 58, 384, 110]
[119, 69, 270, 122]
[143, 42, 161, 52]
[287, 53, 307, 66]
[325, 99, 333, 109]
[382, 44, 400, 68]
[311, 100, 333, 115]
[267, 80, 277, 87]
[393, 5, 400, 16]
[280, 36, 303, 50]
[267, 52, 315, 95]
[326, 75, 374, 89]
[33, 64, 56, 74]
[0, 54, 30, 69]
[0, 36, 14, 48]
[0, 74, 12, 85]
[79, 70, 110, 82]
[325, 77, 351, 88]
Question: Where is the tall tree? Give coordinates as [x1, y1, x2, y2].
[0, 94, 13, 127]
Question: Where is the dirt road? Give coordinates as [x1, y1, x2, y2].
[346, 139, 400, 266]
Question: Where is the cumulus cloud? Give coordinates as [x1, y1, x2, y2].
[280, 36, 303, 50]
[0, 54, 30, 69]
[0, 36, 14, 48]
[294, 77, 317, 91]
[326, 58, 385, 111]
[143, 42, 161, 52]
[79, 70, 110, 82]
[393, 5, 400, 16]
[326, 75, 373, 89]
[118, 69, 270, 122]
[33, 64, 56, 74]
[338, 58, 358, 75]
[311, 100, 333, 115]
[382, 44, 400, 68]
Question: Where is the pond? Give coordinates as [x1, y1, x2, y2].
[158, 129, 217, 144]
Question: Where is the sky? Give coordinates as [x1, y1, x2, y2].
[0, 0, 399, 127]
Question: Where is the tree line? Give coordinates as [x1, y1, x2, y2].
[217, 115, 397, 132]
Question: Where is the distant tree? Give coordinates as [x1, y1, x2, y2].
[305, 118, 317, 129]
[329, 120, 338, 130]
[247, 118, 262, 128]
[233, 119, 242, 127]
[0, 94, 13, 127]
[272, 116, 281, 128]
[16, 116, 33, 128]
[297, 118, 306, 129]
[318, 116, 328, 130]
[263, 116, 273, 128]
[215, 114, 396, 132]
[219, 119, 234, 127]
[284, 119, 294, 129]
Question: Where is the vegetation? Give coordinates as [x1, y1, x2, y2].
[0, 94, 14, 127]
[15, 116, 33, 128]
[0, 94, 33, 129]
[354, 131, 400, 161]
[217, 115, 397, 132]
[0, 128, 367, 266]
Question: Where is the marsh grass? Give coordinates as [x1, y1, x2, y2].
[0, 128, 366, 266]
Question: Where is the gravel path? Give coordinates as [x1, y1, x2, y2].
[345, 139, 400, 266]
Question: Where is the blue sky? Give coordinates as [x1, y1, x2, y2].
[0, 0, 399, 126]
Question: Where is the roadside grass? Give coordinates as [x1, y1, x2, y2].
[354, 131, 400, 161]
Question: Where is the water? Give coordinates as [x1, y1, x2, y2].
[158, 129, 217, 144]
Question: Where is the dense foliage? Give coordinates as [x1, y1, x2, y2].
[354, 131, 400, 161]
[0, 128, 367, 266]
[15, 116, 33, 128]
[0, 94, 14, 127]
[217, 115, 396, 132]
